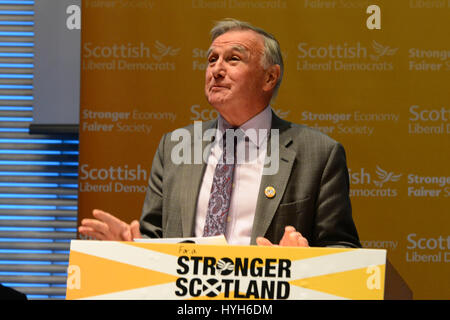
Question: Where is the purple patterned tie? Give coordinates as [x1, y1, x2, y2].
[203, 129, 237, 237]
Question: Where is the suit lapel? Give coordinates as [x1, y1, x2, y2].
[250, 114, 296, 244]
[180, 120, 217, 237]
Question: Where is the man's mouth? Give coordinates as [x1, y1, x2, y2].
[210, 84, 229, 91]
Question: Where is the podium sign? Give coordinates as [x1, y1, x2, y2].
[66, 240, 386, 300]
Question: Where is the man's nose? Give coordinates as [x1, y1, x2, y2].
[211, 59, 226, 79]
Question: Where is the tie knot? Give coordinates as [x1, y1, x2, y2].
[221, 128, 244, 164]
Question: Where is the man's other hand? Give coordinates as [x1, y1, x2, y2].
[256, 226, 309, 247]
[78, 209, 141, 241]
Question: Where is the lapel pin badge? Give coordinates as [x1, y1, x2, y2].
[264, 186, 276, 199]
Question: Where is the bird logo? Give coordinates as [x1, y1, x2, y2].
[273, 108, 291, 119]
[373, 165, 402, 188]
[152, 40, 180, 61]
[216, 258, 234, 276]
[370, 40, 398, 61]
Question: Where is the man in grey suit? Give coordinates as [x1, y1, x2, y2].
[79, 19, 360, 249]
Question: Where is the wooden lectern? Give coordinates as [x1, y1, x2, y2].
[384, 259, 413, 300]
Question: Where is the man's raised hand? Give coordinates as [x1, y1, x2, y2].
[78, 209, 141, 241]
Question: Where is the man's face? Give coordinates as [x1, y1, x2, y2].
[205, 30, 270, 125]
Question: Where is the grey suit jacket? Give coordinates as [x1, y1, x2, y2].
[140, 113, 361, 248]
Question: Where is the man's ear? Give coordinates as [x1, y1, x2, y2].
[263, 64, 281, 92]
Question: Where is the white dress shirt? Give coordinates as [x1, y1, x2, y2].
[195, 106, 272, 245]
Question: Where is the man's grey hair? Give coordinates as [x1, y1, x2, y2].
[210, 18, 284, 101]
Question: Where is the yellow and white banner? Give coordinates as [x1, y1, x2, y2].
[66, 240, 386, 300]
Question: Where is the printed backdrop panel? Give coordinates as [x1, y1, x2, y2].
[78, 0, 450, 299]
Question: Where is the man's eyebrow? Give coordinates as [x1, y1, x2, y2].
[206, 45, 248, 58]
[206, 47, 213, 58]
[230, 45, 248, 54]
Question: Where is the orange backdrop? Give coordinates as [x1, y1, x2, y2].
[78, 0, 450, 299]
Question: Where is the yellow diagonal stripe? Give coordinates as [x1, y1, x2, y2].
[66, 250, 178, 300]
[290, 265, 385, 300]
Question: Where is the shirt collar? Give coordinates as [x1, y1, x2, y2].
[217, 106, 272, 148]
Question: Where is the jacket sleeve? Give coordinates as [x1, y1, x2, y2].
[313, 142, 361, 248]
[139, 134, 166, 238]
